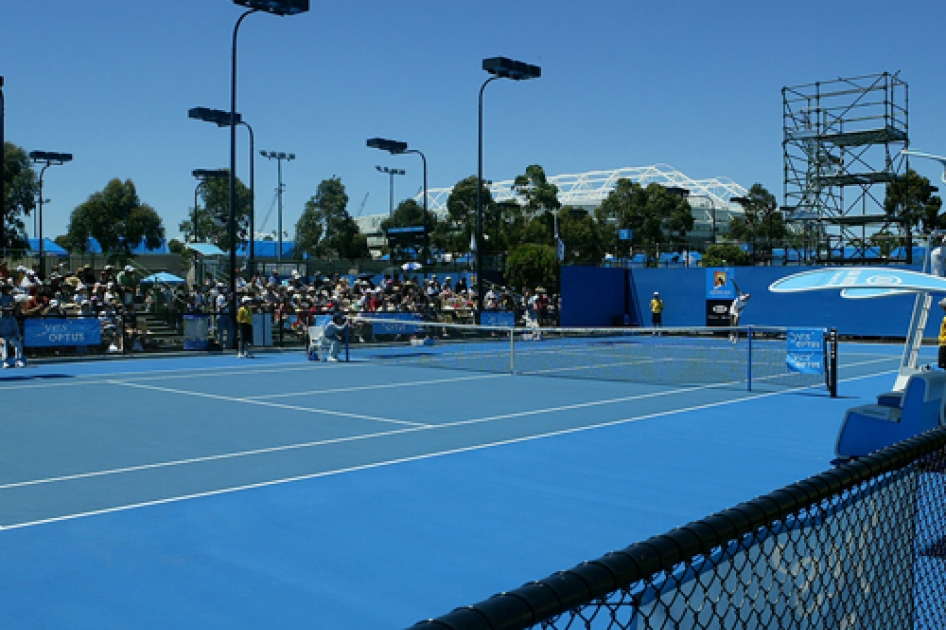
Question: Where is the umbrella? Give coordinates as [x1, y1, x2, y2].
[401, 262, 423, 271]
[140, 272, 186, 286]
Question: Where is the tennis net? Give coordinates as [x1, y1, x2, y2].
[342, 316, 838, 394]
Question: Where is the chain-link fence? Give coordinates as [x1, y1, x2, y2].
[411, 427, 946, 630]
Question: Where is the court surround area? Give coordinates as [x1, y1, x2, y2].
[0, 340, 912, 628]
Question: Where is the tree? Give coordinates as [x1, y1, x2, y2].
[510, 164, 561, 249]
[597, 179, 693, 251]
[2, 142, 38, 250]
[884, 169, 943, 262]
[433, 176, 495, 257]
[726, 183, 786, 259]
[506, 243, 559, 293]
[702, 243, 752, 267]
[294, 177, 368, 260]
[66, 178, 164, 260]
[558, 208, 605, 265]
[177, 173, 251, 251]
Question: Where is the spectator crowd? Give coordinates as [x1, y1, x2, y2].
[0, 259, 561, 358]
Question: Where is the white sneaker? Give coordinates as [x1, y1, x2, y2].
[237, 352, 244, 358]
[327, 356, 338, 362]
[15, 360, 26, 368]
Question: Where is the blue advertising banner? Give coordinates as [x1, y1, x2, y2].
[706, 268, 736, 300]
[481, 311, 516, 327]
[359, 312, 423, 335]
[183, 314, 210, 350]
[785, 328, 825, 374]
[770, 266, 946, 294]
[24, 318, 101, 347]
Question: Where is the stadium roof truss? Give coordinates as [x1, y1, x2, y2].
[415, 164, 749, 231]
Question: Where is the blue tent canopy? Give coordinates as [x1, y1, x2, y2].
[140, 272, 186, 285]
[83, 237, 169, 254]
[26, 238, 69, 257]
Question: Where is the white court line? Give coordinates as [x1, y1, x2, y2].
[0, 361, 363, 391]
[107, 380, 427, 428]
[0, 368, 898, 532]
[245, 372, 509, 400]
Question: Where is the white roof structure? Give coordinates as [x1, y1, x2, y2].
[411, 164, 750, 235]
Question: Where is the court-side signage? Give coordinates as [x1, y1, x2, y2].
[770, 267, 946, 294]
[24, 318, 101, 347]
[706, 268, 736, 300]
[785, 328, 824, 374]
[183, 314, 210, 350]
[361, 312, 422, 335]
[481, 311, 516, 327]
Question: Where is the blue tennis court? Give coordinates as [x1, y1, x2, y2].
[0, 341, 916, 628]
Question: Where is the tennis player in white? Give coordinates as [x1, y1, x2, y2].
[729, 279, 750, 344]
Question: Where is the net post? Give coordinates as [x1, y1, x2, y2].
[509, 325, 515, 373]
[829, 327, 838, 397]
[746, 325, 753, 391]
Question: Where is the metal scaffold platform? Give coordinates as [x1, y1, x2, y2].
[782, 72, 909, 263]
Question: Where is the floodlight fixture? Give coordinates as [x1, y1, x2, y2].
[366, 137, 408, 154]
[29, 151, 73, 165]
[189, 106, 242, 127]
[232, 0, 309, 16]
[482, 57, 542, 81]
[192, 168, 229, 180]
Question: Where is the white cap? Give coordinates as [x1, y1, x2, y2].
[125, 266, 134, 272]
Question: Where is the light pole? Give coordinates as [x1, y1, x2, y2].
[28, 151, 72, 279]
[476, 57, 541, 321]
[188, 108, 257, 271]
[192, 169, 229, 243]
[367, 138, 429, 263]
[376, 165, 406, 217]
[222, 0, 308, 347]
[260, 150, 294, 266]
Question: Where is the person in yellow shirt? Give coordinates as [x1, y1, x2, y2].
[650, 291, 664, 328]
[939, 298, 946, 369]
[237, 296, 254, 359]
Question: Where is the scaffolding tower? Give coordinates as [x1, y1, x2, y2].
[783, 72, 909, 263]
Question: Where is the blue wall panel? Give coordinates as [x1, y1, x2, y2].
[629, 266, 942, 337]
[561, 266, 627, 327]
[561, 265, 943, 338]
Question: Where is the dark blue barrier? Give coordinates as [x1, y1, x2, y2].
[23, 318, 101, 347]
[561, 266, 628, 327]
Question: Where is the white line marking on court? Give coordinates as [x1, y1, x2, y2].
[0, 361, 365, 390]
[245, 372, 509, 400]
[106, 380, 428, 428]
[0, 374, 877, 532]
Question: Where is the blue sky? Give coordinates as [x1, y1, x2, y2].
[5, 0, 944, 241]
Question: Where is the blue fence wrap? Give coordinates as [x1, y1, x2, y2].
[23, 318, 101, 347]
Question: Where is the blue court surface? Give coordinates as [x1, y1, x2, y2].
[0, 342, 919, 628]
